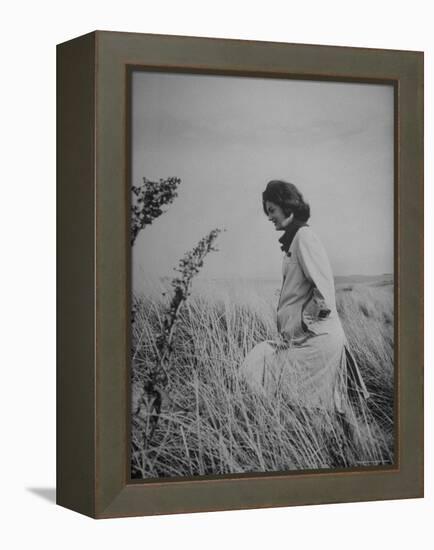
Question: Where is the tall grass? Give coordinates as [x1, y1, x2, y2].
[131, 280, 394, 478]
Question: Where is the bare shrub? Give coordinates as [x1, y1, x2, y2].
[131, 177, 181, 245]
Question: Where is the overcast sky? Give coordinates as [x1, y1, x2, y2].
[132, 71, 393, 291]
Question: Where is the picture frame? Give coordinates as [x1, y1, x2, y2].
[57, 30, 423, 518]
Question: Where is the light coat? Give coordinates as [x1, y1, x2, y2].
[241, 226, 369, 413]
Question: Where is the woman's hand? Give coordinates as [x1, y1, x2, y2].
[302, 288, 332, 335]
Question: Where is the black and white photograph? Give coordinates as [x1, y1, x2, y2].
[130, 70, 394, 479]
[4, 0, 429, 538]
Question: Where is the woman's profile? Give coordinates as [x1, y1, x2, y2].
[240, 180, 369, 417]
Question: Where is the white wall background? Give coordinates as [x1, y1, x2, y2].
[1, 1, 432, 548]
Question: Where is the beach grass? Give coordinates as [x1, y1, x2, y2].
[131, 278, 394, 478]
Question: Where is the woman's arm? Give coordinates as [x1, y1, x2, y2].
[296, 227, 336, 313]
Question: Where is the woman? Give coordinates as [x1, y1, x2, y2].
[240, 180, 369, 414]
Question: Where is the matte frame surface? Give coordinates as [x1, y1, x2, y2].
[57, 30, 423, 519]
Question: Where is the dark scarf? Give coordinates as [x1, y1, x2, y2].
[278, 219, 308, 255]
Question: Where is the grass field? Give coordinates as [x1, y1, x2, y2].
[131, 276, 394, 479]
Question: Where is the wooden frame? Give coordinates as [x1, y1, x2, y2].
[57, 30, 423, 518]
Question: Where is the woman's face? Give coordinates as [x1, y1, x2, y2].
[265, 201, 288, 230]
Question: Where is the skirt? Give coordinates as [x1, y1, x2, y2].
[239, 318, 368, 413]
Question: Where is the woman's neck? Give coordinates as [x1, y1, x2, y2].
[280, 213, 294, 229]
[278, 217, 308, 253]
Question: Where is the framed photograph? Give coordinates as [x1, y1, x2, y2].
[57, 31, 423, 518]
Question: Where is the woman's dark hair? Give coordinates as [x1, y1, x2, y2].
[262, 180, 310, 222]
